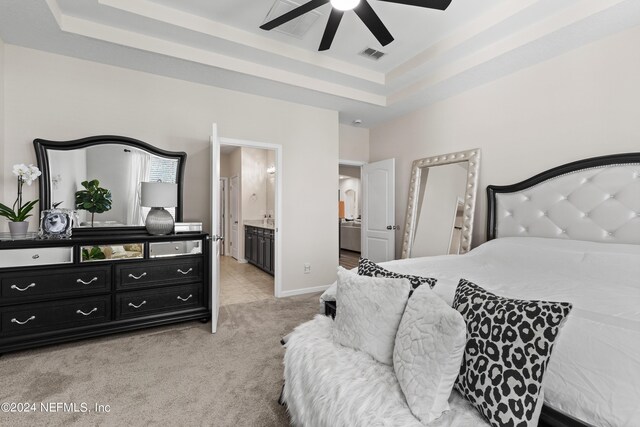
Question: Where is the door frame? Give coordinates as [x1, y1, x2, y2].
[229, 174, 240, 260]
[339, 159, 366, 253]
[217, 136, 284, 298]
[219, 177, 229, 256]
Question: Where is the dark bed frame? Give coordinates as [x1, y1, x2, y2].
[485, 152, 640, 427]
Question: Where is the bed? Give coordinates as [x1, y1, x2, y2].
[320, 152, 640, 427]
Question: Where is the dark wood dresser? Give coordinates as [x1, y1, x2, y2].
[0, 232, 211, 354]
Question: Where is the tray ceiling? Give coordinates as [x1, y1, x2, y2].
[1, 0, 639, 126]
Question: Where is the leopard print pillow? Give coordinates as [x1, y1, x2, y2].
[358, 258, 437, 293]
[453, 279, 572, 427]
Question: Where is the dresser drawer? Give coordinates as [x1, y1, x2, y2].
[115, 258, 203, 290]
[0, 296, 110, 336]
[0, 247, 73, 269]
[1, 266, 111, 302]
[149, 240, 203, 258]
[116, 284, 202, 319]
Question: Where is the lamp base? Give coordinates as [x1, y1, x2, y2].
[145, 207, 174, 235]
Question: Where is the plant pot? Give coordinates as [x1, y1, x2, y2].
[8, 221, 29, 239]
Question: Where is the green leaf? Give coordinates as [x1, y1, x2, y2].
[75, 179, 112, 219]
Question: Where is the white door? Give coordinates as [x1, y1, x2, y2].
[362, 158, 396, 262]
[230, 176, 239, 259]
[210, 124, 221, 334]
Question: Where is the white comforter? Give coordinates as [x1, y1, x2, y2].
[321, 237, 640, 427]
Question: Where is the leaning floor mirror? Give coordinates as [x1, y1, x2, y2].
[401, 149, 480, 258]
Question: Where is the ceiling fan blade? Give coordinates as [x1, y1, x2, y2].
[377, 0, 452, 10]
[260, 0, 330, 31]
[319, 9, 344, 51]
[353, 1, 394, 47]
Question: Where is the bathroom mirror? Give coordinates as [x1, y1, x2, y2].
[34, 135, 186, 230]
[401, 149, 480, 258]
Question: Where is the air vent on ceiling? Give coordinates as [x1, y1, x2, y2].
[263, 0, 323, 39]
[359, 47, 386, 60]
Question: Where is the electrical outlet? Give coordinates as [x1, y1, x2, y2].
[304, 263, 311, 274]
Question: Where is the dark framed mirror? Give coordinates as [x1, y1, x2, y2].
[34, 135, 186, 232]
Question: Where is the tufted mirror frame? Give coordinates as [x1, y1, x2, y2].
[401, 148, 481, 259]
[33, 135, 186, 234]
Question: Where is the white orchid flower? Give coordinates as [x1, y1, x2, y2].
[23, 164, 42, 185]
[12, 164, 29, 177]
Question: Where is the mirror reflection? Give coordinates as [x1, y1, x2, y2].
[412, 162, 468, 257]
[47, 144, 179, 227]
[402, 149, 480, 258]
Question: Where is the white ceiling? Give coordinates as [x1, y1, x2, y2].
[1, 0, 639, 127]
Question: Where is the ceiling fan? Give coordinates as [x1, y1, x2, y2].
[260, 0, 452, 51]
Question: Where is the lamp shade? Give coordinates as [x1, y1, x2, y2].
[141, 182, 178, 208]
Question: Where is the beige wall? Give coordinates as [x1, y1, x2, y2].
[228, 148, 242, 260]
[339, 124, 369, 163]
[370, 25, 640, 258]
[2, 45, 339, 295]
[266, 149, 275, 215]
[0, 37, 4, 206]
[220, 152, 231, 178]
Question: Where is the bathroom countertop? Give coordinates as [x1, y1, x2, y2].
[244, 220, 275, 230]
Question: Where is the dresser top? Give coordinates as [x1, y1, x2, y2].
[0, 231, 208, 249]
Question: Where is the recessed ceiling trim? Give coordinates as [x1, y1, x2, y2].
[98, 0, 385, 85]
[388, 0, 629, 105]
[45, 0, 386, 106]
[387, 0, 540, 82]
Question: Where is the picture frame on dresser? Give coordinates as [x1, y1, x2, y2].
[38, 208, 74, 239]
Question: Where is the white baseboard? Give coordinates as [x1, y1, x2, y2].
[278, 284, 331, 298]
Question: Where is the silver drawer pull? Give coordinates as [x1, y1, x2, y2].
[11, 283, 36, 292]
[11, 315, 36, 325]
[32, 254, 40, 259]
[177, 268, 193, 275]
[128, 272, 147, 280]
[177, 294, 193, 302]
[76, 308, 98, 316]
[77, 277, 98, 285]
[128, 301, 147, 309]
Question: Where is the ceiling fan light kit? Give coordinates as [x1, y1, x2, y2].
[330, 0, 360, 11]
[260, 0, 453, 51]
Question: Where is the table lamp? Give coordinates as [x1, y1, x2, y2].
[141, 182, 177, 235]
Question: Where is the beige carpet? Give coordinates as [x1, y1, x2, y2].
[0, 293, 321, 427]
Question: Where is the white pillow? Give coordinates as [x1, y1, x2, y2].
[333, 267, 411, 365]
[393, 285, 467, 424]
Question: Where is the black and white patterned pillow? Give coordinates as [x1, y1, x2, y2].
[358, 258, 437, 291]
[453, 279, 572, 427]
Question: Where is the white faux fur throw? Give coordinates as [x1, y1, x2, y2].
[283, 315, 488, 427]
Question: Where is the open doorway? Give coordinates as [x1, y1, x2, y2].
[218, 142, 279, 306]
[338, 161, 364, 269]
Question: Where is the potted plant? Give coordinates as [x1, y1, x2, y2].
[75, 179, 112, 227]
[0, 164, 41, 239]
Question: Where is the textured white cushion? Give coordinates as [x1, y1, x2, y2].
[394, 285, 467, 424]
[333, 267, 411, 365]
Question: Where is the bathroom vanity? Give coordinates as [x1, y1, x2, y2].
[244, 222, 274, 276]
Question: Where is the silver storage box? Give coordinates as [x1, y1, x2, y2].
[0, 247, 74, 269]
[174, 223, 203, 233]
[149, 240, 203, 258]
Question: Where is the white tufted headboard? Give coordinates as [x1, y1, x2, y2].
[487, 153, 640, 245]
